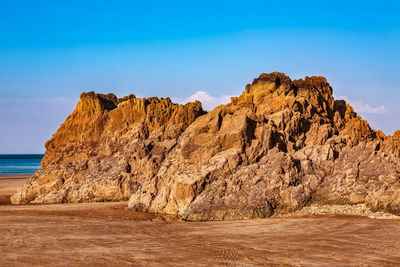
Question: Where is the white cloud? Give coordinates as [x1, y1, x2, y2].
[172, 91, 232, 111]
[335, 95, 387, 114]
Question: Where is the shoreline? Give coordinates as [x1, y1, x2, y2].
[0, 174, 32, 179]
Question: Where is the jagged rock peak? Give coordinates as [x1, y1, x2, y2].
[244, 72, 332, 99]
[77, 91, 118, 112]
[230, 72, 334, 119]
[250, 72, 292, 88]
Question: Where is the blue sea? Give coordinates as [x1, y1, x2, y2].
[0, 154, 43, 175]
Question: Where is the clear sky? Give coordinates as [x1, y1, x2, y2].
[1, 0, 399, 153]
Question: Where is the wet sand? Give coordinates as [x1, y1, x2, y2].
[1, 175, 400, 266]
[0, 174, 30, 204]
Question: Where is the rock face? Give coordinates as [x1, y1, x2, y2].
[11, 93, 205, 204]
[12, 72, 400, 220]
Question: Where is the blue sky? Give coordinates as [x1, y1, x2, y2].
[1, 1, 400, 153]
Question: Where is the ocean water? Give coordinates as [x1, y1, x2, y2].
[0, 154, 43, 175]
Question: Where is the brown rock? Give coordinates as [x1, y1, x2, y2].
[11, 93, 205, 204]
[11, 72, 400, 221]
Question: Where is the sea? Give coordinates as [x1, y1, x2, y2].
[0, 154, 43, 175]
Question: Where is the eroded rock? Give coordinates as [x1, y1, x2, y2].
[12, 72, 400, 220]
[11, 93, 205, 204]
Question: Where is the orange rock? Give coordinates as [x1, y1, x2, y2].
[12, 73, 400, 221]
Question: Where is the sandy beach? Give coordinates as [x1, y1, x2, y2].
[0, 175, 399, 266]
[2, 0, 400, 265]
[0, 175, 30, 204]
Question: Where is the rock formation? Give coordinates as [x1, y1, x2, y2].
[11, 93, 205, 204]
[11, 72, 400, 221]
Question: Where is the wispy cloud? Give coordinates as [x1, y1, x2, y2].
[172, 91, 232, 111]
[335, 95, 387, 114]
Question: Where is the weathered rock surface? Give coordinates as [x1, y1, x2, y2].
[11, 93, 205, 204]
[11, 72, 400, 220]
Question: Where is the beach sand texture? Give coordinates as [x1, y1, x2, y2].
[1, 175, 400, 266]
[0, 175, 30, 204]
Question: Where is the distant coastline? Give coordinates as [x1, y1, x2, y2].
[0, 154, 43, 175]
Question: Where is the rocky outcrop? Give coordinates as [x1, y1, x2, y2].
[11, 93, 205, 204]
[11, 72, 400, 220]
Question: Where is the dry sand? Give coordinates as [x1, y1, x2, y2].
[1, 175, 400, 266]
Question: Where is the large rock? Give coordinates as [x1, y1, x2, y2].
[11, 93, 205, 204]
[12, 72, 400, 220]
